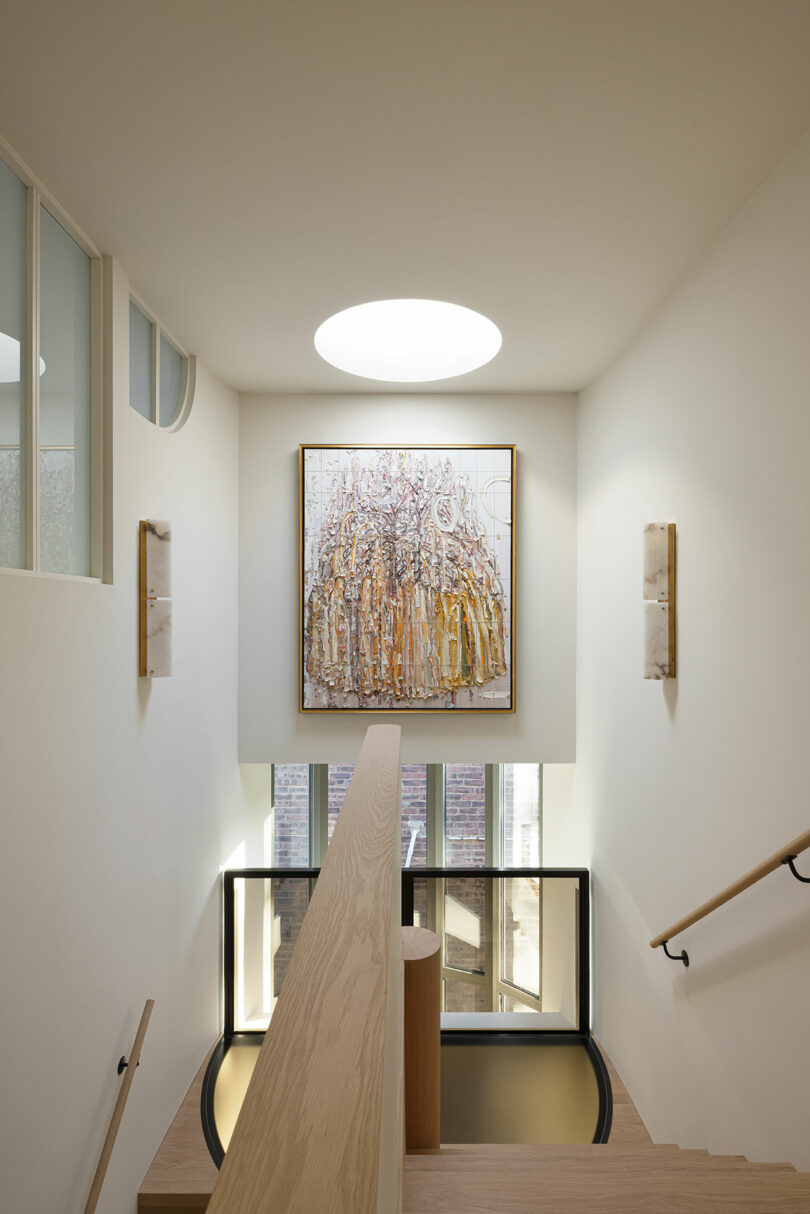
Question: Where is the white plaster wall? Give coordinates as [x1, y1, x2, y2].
[577, 130, 810, 1168]
[0, 260, 253, 1213]
[238, 393, 576, 763]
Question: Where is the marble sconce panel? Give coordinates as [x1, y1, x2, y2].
[144, 519, 172, 599]
[145, 597, 172, 677]
[139, 518, 173, 678]
[644, 601, 671, 679]
[643, 522, 670, 601]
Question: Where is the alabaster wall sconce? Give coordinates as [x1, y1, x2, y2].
[139, 520, 172, 677]
[643, 523, 676, 679]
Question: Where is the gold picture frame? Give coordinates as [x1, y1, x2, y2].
[299, 444, 516, 713]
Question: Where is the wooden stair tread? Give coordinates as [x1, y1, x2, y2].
[404, 1148, 810, 1213]
[407, 1146, 799, 1173]
[138, 1044, 218, 1211]
[593, 1036, 653, 1146]
[137, 1039, 805, 1212]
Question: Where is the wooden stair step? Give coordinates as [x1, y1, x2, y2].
[403, 1148, 810, 1213]
[408, 1145, 788, 1173]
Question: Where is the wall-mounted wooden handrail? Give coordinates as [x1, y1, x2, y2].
[207, 724, 403, 1214]
[84, 998, 154, 1214]
[650, 827, 810, 957]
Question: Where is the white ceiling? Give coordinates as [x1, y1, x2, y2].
[3, 0, 810, 394]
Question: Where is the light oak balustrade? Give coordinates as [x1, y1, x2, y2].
[650, 826, 810, 963]
[207, 723, 404, 1214]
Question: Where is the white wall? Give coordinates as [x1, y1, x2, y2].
[239, 393, 577, 763]
[0, 260, 253, 1213]
[577, 129, 810, 1168]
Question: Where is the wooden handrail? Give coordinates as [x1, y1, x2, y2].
[208, 724, 403, 1214]
[650, 827, 810, 950]
[84, 998, 154, 1214]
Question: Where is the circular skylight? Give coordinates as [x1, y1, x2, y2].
[314, 299, 502, 382]
[0, 332, 46, 382]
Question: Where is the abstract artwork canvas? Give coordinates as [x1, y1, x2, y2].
[300, 445, 515, 712]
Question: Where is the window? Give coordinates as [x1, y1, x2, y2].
[0, 149, 102, 577]
[0, 157, 26, 569]
[231, 763, 581, 1031]
[268, 763, 541, 869]
[128, 297, 194, 429]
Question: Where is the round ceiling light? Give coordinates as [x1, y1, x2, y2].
[0, 332, 46, 382]
[314, 299, 502, 383]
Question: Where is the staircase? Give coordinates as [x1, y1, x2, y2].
[140, 1037, 810, 1213]
[403, 1048, 810, 1213]
[404, 1144, 810, 1212]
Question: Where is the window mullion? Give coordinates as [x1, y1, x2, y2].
[426, 764, 444, 867]
[151, 319, 159, 424]
[485, 763, 500, 867]
[89, 257, 103, 578]
[425, 764, 445, 1007]
[25, 186, 39, 571]
[485, 874, 497, 1011]
[310, 764, 329, 866]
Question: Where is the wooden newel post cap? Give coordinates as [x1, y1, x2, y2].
[401, 926, 441, 963]
[401, 927, 441, 1152]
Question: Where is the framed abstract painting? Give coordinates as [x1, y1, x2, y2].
[299, 445, 515, 712]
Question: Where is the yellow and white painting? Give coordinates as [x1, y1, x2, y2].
[300, 446, 514, 712]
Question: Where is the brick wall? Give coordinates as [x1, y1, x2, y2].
[272, 764, 309, 866]
[268, 762, 535, 1005]
[328, 763, 428, 866]
[444, 764, 486, 866]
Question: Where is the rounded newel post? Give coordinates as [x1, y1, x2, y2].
[402, 926, 441, 1151]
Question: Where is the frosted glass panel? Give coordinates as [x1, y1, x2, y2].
[0, 158, 27, 568]
[159, 333, 183, 427]
[39, 207, 92, 576]
[129, 300, 153, 420]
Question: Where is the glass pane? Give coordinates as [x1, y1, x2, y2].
[0, 158, 27, 568]
[499, 993, 537, 1013]
[500, 875, 541, 1000]
[232, 874, 312, 1031]
[129, 299, 153, 420]
[538, 875, 580, 1029]
[271, 877, 310, 1009]
[159, 333, 183, 427]
[502, 763, 541, 867]
[445, 764, 486, 866]
[444, 978, 486, 1013]
[444, 876, 486, 974]
[328, 764, 354, 843]
[411, 876, 428, 930]
[272, 764, 309, 866]
[401, 763, 427, 867]
[39, 208, 91, 576]
[415, 875, 580, 1029]
[330, 763, 427, 862]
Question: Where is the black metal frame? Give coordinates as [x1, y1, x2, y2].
[401, 868, 590, 1034]
[223, 867, 590, 1038]
[200, 1035, 229, 1168]
[782, 854, 810, 884]
[206, 866, 602, 1166]
[661, 939, 690, 967]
